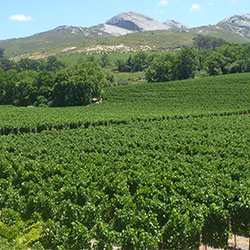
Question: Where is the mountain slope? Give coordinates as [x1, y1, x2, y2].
[163, 20, 189, 30]
[191, 14, 250, 41]
[0, 26, 111, 57]
[105, 11, 170, 31]
[1, 12, 250, 58]
[217, 14, 250, 38]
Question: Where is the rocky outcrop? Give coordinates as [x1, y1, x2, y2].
[163, 20, 189, 31]
[105, 11, 171, 32]
[99, 24, 134, 36]
[218, 14, 250, 30]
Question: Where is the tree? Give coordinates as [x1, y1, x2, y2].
[0, 48, 4, 58]
[100, 54, 111, 68]
[204, 51, 227, 76]
[52, 62, 105, 107]
[0, 58, 16, 72]
[45, 56, 65, 72]
[193, 35, 227, 51]
[16, 58, 42, 72]
[130, 52, 149, 72]
[116, 59, 131, 72]
[175, 47, 198, 80]
[146, 54, 176, 82]
[14, 71, 38, 106]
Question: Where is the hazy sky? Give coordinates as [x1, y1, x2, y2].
[1, 0, 249, 40]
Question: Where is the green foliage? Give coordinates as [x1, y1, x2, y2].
[0, 209, 43, 250]
[146, 54, 176, 82]
[99, 54, 111, 68]
[202, 43, 250, 75]
[1, 114, 250, 248]
[202, 204, 229, 248]
[204, 51, 227, 75]
[193, 34, 227, 51]
[0, 48, 4, 58]
[146, 47, 198, 82]
[1, 73, 250, 134]
[175, 47, 198, 80]
[116, 52, 150, 72]
[0, 61, 105, 107]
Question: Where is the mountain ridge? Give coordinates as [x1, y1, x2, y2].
[1, 12, 250, 58]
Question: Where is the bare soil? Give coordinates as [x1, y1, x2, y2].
[200, 235, 249, 250]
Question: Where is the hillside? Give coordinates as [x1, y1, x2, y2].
[191, 14, 250, 42]
[1, 73, 250, 249]
[1, 73, 250, 134]
[1, 12, 250, 58]
[0, 25, 111, 58]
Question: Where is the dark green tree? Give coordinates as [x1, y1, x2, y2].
[14, 71, 38, 106]
[193, 35, 227, 51]
[45, 56, 65, 71]
[0, 48, 4, 58]
[146, 54, 176, 82]
[130, 52, 149, 72]
[100, 54, 111, 68]
[175, 47, 198, 80]
[204, 51, 227, 75]
[52, 62, 105, 107]
[0, 58, 16, 72]
[16, 58, 42, 72]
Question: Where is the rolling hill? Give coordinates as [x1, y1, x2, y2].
[0, 12, 250, 58]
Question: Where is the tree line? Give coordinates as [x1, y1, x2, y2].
[0, 56, 110, 107]
[1, 35, 250, 107]
[114, 42, 250, 82]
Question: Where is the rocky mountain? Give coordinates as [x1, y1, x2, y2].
[105, 11, 171, 32]
[219, 14, 250, 29]
[190, 14, 250, 40]
[216, 14, 250, 38]
[97, 24, 134, 36]
[163, 20, 189, 31]
[1, 12, 250, 58]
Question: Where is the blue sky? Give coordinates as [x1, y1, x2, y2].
[1, 0, 249, 40]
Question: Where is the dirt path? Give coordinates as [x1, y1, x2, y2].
[200, 235, 249, 250]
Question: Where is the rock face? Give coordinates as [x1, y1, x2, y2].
[99, 24, 134, 36]
[218, 14, 250, 30]
[163, 20, 189, 30]
[105, 11, 171, 31]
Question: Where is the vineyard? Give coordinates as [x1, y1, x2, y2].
[1, 73, 250, 135]
[0, 73, 250, 249]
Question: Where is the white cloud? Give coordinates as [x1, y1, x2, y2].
[190, 4, 201, 12]
[9, 14, 33, 22]
[208, 2, 213, 6]
[157, 0, 169, 6]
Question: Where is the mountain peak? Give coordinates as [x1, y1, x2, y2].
[105, 11, 170, 31]
[219, 14, 250, 29]
[163, 20, 189, 30]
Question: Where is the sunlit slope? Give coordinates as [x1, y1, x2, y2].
[1, 73, 250, 134]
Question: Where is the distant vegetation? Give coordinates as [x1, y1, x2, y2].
[193, 34, 228, 51]
[0, 48, 4, 58]
[1, 39, 250, 107]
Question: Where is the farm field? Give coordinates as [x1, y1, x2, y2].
[1, 73, 250, 135]
[1, 115, 250, 249]
[1, 72, 250, 249]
